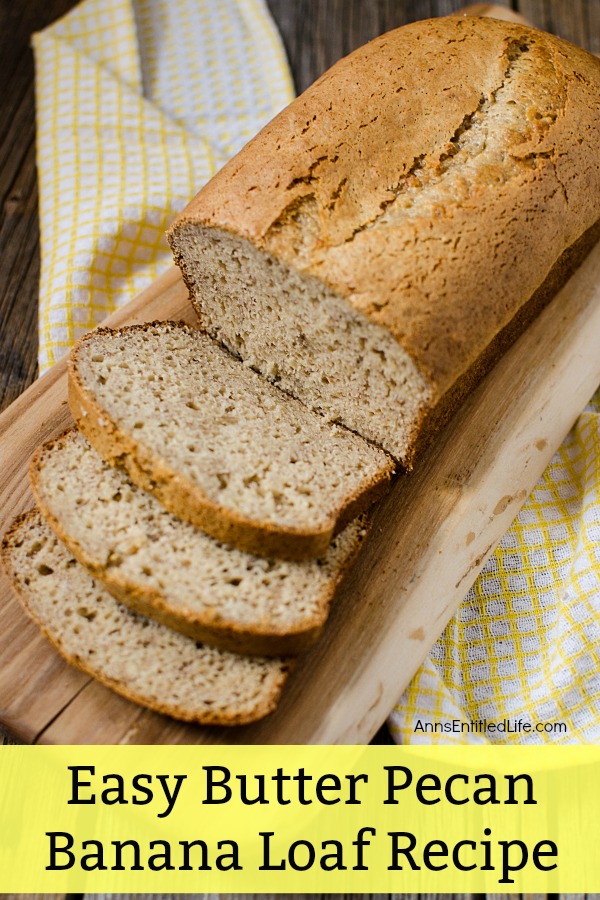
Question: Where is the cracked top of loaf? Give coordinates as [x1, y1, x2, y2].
[174, 16, 600, 395]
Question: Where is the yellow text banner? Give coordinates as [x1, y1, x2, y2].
[0, 745, 598, 892]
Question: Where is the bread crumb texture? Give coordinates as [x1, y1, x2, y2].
[170, 16, 600, 461]
[1, 511, 289, 725]
[70, 322, 392, 557]
[31, 430, 368, 655]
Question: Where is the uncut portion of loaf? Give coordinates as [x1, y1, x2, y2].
[168, 16, 600, 465]
[68, 322, 392, 559]
[1, 511, 290, 726]
[31, 430, 368, 656]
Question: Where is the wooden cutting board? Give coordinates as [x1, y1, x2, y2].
[1, 246, 600, 745]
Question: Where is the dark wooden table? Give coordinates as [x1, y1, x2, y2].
[0, 2, 598, 898]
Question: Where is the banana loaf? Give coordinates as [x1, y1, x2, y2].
[168, 16, 600, 465]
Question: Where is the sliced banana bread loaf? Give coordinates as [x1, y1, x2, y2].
[31, 430, 368, 656]
[1, 511, 290, 726]
[68, 321, 393, 559]
[168, 16, 600, 465]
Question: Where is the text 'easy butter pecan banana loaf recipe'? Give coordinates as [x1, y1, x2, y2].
[168, 16, 600, 466]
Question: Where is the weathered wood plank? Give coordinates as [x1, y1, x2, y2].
[4, 895, 66, 900]
[586, 1, 600, 55]
[84, 895, 397, 900]
[2, 238, 599, 744]
[0, 0, 79, 413]
[267, 0, 518, 94]
[79, 893, 514, 899]
[518, 0, 591, 49]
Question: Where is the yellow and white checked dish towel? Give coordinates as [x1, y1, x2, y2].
[34, 0, 293, 372]
[34, 0, 600, 743]
[390, 389, 600, 744]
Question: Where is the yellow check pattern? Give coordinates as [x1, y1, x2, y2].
[34, 0, 599, 744]
[390, 391, 600, 744]
[34, 0, 293, 372]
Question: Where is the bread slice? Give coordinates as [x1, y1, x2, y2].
[68, 321, 393, 559]
[30, 430, 368, 656]
[1, 511, 290, 726]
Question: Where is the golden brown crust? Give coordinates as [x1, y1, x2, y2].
[67, 322, 392, 560]
[169, 15, 600, 406]
[1, 510, 291, 726]
[403, 216, 600, 468]
[29, 431, 370, 656]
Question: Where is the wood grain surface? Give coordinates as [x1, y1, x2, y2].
[1, 240, 599, 744]
[0, 0, 598, 744]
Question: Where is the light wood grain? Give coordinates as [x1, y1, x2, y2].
[1, 241, 599, 744]
[0, 267, 191, 742]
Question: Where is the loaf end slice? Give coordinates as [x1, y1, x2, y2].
[1, 511, 290, 726]
[68, 322, 393, 559]
[30, 430, 369, 656]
